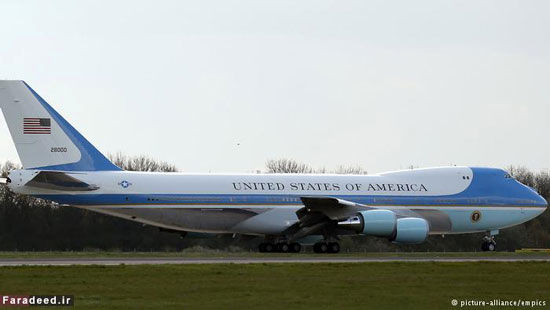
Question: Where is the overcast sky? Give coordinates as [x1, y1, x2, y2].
[1, 1, 549, 173]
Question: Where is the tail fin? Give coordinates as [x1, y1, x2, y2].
[0, 80, 120, 171]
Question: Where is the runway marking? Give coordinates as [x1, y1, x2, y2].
[0, 257, 549, 266]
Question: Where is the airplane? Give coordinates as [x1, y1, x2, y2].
[0, 80, 547, 253]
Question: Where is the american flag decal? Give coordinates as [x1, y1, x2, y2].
[23, 118, 51, 134]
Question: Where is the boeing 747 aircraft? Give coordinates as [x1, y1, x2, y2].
[0, 81, 547, 253]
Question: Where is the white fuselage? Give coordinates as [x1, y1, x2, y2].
[8, 166, 547, 236]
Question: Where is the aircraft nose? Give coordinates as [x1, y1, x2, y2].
[537, 194, 548, 209]
[526, 185, 548, 207]
[522, 184, 547, 208]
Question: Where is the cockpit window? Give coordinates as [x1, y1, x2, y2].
[504, 173, 512, 179]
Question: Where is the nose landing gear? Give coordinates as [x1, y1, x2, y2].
[481, 230, 498, 251]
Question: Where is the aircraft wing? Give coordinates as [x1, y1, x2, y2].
[285, 196, 371, 241]
[298, 196, 367, 221]
[24, 171, 99, 191]
[287, 196, 452, 241]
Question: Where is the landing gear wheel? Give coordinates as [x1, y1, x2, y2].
[259, 242, 275, 253]
[481, 242, 488, 251]
[289, 242, 301, 253]
[313, 242, 328, 253]
[259, 243, 267, 253]
[327, 242, 340, 254]
[481, 236, 496, 252]
[277, 243, 290, 253]
[313, 243, 321, 253]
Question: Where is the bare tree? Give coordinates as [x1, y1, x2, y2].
[266, 159, 366, 175]
[333, 165, 367, 175]
[108, 153, 178, 172]
[265, 159, 315, 174]
[508, 166, 535, 187]
[1, 161, 20, 178]
[535, 171, 550, 198]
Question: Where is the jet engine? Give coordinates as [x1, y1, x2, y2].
[392, 217, 429, 244]
[338, 210, 429, 244]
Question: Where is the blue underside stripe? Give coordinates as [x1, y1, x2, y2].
[35, 193, 543, 207]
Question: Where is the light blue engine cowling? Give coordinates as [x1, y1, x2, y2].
[353, 210, 430, 244]
[392, 217, 429, 244]
[358, 209, 396, 236]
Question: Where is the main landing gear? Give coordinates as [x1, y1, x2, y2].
[313, 241, 340, 254]
[259, 242, 302, 253]
[258, 241, 341, 253]
[481, 230, 498, 252]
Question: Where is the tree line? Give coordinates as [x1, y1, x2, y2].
[0, 157, 548, 252]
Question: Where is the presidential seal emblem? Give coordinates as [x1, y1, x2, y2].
[471, 210, 482, 223]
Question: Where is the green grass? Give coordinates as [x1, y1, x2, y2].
[0, 262, 549, 309]
[0, 250, 549, 259]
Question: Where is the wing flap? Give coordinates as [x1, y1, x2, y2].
[299, 196, 365, 220]
[285, 196, 371, 241]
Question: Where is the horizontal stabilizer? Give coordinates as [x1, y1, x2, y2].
[25, 171, 99, 191]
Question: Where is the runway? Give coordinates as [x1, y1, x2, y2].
[1, 256, 549, 266]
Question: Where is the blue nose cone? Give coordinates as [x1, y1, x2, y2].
[536, 194, 548, 208]
[515, 180, 548, 208]
[526, 186, 548, 208]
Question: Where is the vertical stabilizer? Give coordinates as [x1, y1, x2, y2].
[0, 80, 120, 171]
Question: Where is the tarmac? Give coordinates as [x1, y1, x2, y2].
[1, 256, 549, 266]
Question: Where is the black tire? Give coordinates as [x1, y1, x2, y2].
[264, 243, 274, 253]
[488, 242, 496, 251]
[313, 242, 323, 253]
[481, 242, 489, 251]
[278, 243, 290, 253]
[313, 242, 328, 253]
[259, 243, 266, 253]
[328, 242, 340, 254]
[289, 243, 301, 253]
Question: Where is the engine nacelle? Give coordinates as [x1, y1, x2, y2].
[359, 209, 397, 236]
[391, 217, 429, 244]
[338, 211, 430, 244]
[338, 209, 396, 237]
